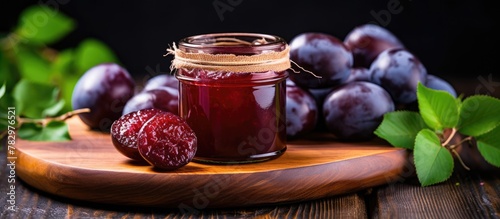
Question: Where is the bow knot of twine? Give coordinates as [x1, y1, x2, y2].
[165, 43, 320, 78]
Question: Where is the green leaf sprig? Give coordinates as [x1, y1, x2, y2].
[375, 83, 500, 186]
[1, 5, 119, 141]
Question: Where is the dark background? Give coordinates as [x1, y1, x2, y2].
[1, 0, 498, 91]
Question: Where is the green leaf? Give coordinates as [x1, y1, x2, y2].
[51, 49, 77, 77]
[0, 82, 5, 99]
[0, 53, 16, 109]
[12, 79, 62, 118]
[0, 51, 19, 89]
[60, 75, 79, 112]
[458, 95, 500, 137]
[374, 111, 428, 149]
[414, 129, 454, 186]
[18, 121, 71, 141]
[0, 112, 8, 134]
[75, 38, 119, 74]
[0, 88, 15, 110]
[15, 48, 52, 84]
[49, 49, 80, 112]
[475, 125, 500, 167]
[417, 83, 459, 131]
[15, 6, 75, 45]
[42, 99, 65, 117]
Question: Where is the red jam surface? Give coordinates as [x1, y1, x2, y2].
[177, 69, 287, 163]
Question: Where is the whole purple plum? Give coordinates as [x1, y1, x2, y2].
[370, 48, 427, 104]
[344, 24, 404, 67]
[72, 63, 135, 131]
[323, 82, 394, 140]
[289, 33, 353, 88]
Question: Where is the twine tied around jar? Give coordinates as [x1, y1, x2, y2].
[165, 39, 320, 77]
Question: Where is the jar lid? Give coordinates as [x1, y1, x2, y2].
[168, 33, 291, 73]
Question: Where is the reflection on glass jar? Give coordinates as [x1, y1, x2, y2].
[173, 33, 289, 164]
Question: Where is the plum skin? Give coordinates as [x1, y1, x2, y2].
[72, 63, 135, 131]
[322, 81, 395, 140]
[370, 48, 427, 104]
[143, 74, 179, 91]
[289, 32, 353, 88]
[286, 84, 318, 138]
[307, 86, 336, 132]
[345, 68, 371, 83]
[344, 24, 404, 68]
[122, 87, 179, 115]
[425, 74, 457, 97]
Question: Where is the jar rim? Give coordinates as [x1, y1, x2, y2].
[178, 33, 286, 52]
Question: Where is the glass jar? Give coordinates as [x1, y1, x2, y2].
[172, 33, 289, 164]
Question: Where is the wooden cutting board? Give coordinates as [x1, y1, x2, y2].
[16, 118, 409, 209]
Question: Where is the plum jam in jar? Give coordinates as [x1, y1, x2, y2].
[171, 33, 290, 164]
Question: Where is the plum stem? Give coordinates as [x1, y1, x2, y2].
[16, 108, 91, 127]
[441, 128, 472, 171]
[0, 108, 90, 140]
[451, 148, 471, 171]
[448, 136, 473, 149]
[441, 128, 457, 147]
[441, 128, 471, 170]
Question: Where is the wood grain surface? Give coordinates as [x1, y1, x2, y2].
[3, 143, 499, 219]
[370, 166, 500, 219]
[15, 118, 408, 209]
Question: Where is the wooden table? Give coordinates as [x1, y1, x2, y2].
[2, 78, 500, 218]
